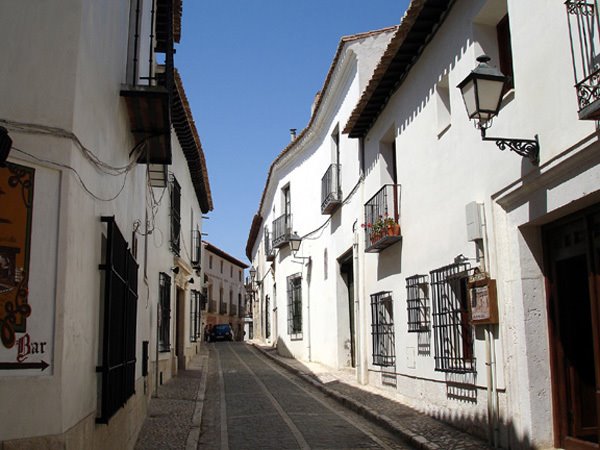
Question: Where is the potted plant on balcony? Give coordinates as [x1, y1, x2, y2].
[382, 213, 401, 237]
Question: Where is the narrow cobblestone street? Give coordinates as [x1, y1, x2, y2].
[199, 342, 413, 450]
[135, 342, 492, 450]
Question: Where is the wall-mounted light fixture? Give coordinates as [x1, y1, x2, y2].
[0, 127, 13, 166]
[457, 55, 539, 164]
[289, 232, 312, 264]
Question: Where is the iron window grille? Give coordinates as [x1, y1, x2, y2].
[169, 176, 181, 255]
[430, 262, 475, 373]
[97, 216, 138, 423]
[566, 0, 600, 119]
[321, 163, 342, 214]
[370, 291, 395, 367]
[190, 290, 201, 342]
[287, 274, 302, 339]
[364, 184, 402, 253]
[191, 229, 201, 268]
[265, 295, 271, 339]
[158, 272, 171, 352]
[406, 275, 430, 332]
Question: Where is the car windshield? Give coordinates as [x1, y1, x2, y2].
[214, 324, 230, 333]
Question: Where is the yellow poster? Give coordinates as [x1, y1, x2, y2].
[0, 162, 34, 349]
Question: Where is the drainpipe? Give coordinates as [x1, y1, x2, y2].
[478, 210, 500, 448]
[306, 259, 312, 361]
[357, 137, 368, 385]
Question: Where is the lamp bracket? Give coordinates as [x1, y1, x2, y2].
[480, 128, 540, 164]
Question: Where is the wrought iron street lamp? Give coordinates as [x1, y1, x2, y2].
[457, 55, 539, 164]
[289, 232, 302, 253]
[249, 265, 256, 282]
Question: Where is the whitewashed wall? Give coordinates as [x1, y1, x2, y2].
[0, 0, 206, 446]
[358, 0, 598, 447]
[251, 31, 395, 368]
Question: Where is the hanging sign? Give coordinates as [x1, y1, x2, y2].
[467, 270, 499, 325]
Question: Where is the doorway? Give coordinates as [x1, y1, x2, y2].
[544, 205, 600, 449]
[340, 253, 356, 368]
[175, 288, 185, 371]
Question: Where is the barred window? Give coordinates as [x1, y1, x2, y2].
[158, 272, 171, 352]
[190, 290, 201, 341]
[406, 275, 430, 332]
[430, 263, 475, 373]
[287, 274, 302, 339]
[97, 216, 138, 423]
[370, 291, 395, 367]
[170, 176, 181, 255]
[191, 229, 201, 268]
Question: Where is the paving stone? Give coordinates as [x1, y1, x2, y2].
[252, 343, 492, 450]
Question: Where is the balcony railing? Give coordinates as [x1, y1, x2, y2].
[272, 213, 292, 249]
[264, 227, 275, 261]
[209, 300, 216, 313]
[321, 164, 342, 214]
[229, 304, 237, 317]
[364, 184, 402, 253]
[220, 301, 228, 314]
[120, 0, 174, 166]
[566, 0, 600, 119]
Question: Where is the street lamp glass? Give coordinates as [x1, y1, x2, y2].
[249, 266, 256, 280]
[289, 232, 301, 252]
[457, 55, 507, 127]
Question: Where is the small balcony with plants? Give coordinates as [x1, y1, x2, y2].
[321, 163, 342, 214]
[272, 213, 292, 249]
[363, 184, 401, 253]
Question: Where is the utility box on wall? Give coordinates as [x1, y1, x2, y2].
[467, 270, 499, 325]
[465, 201, 484, 242]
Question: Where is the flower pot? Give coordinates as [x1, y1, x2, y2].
[387, 223, 401, 237]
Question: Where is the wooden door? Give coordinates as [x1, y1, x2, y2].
[545, 207, 600, 449]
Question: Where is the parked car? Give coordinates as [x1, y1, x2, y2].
[211, 323, 234, 342]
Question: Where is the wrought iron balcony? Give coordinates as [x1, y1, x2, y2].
[209, 300, 216, 313]
[566, 0, 600, 119]
[363, 184, 402, 253]
[264, 227, 275, 261]
[220, 301, 227, 314]
[121, 0, 174, 166]
[272, 213, 292, 249]
[229, 304, 237, 317]
[321, 163, 342, 214]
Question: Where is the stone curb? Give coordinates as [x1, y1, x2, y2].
[251, 343, 440, 450]
[185, 349, 209, 450]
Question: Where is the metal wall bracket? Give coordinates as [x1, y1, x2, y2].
[480, 128, 540, 164]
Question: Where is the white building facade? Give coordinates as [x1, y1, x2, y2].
[0, 1, 213, 448]
[245, 26, 396, 363]
[202, 241, 248, 340]
[247, 1, 600, 449]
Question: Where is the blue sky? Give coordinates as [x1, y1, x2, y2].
[177, 1, 409, 263]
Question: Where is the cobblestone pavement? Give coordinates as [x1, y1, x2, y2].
[252, 343, 493, 450]
[135, 346, 208, 450]
[199, 342, 415, 450]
